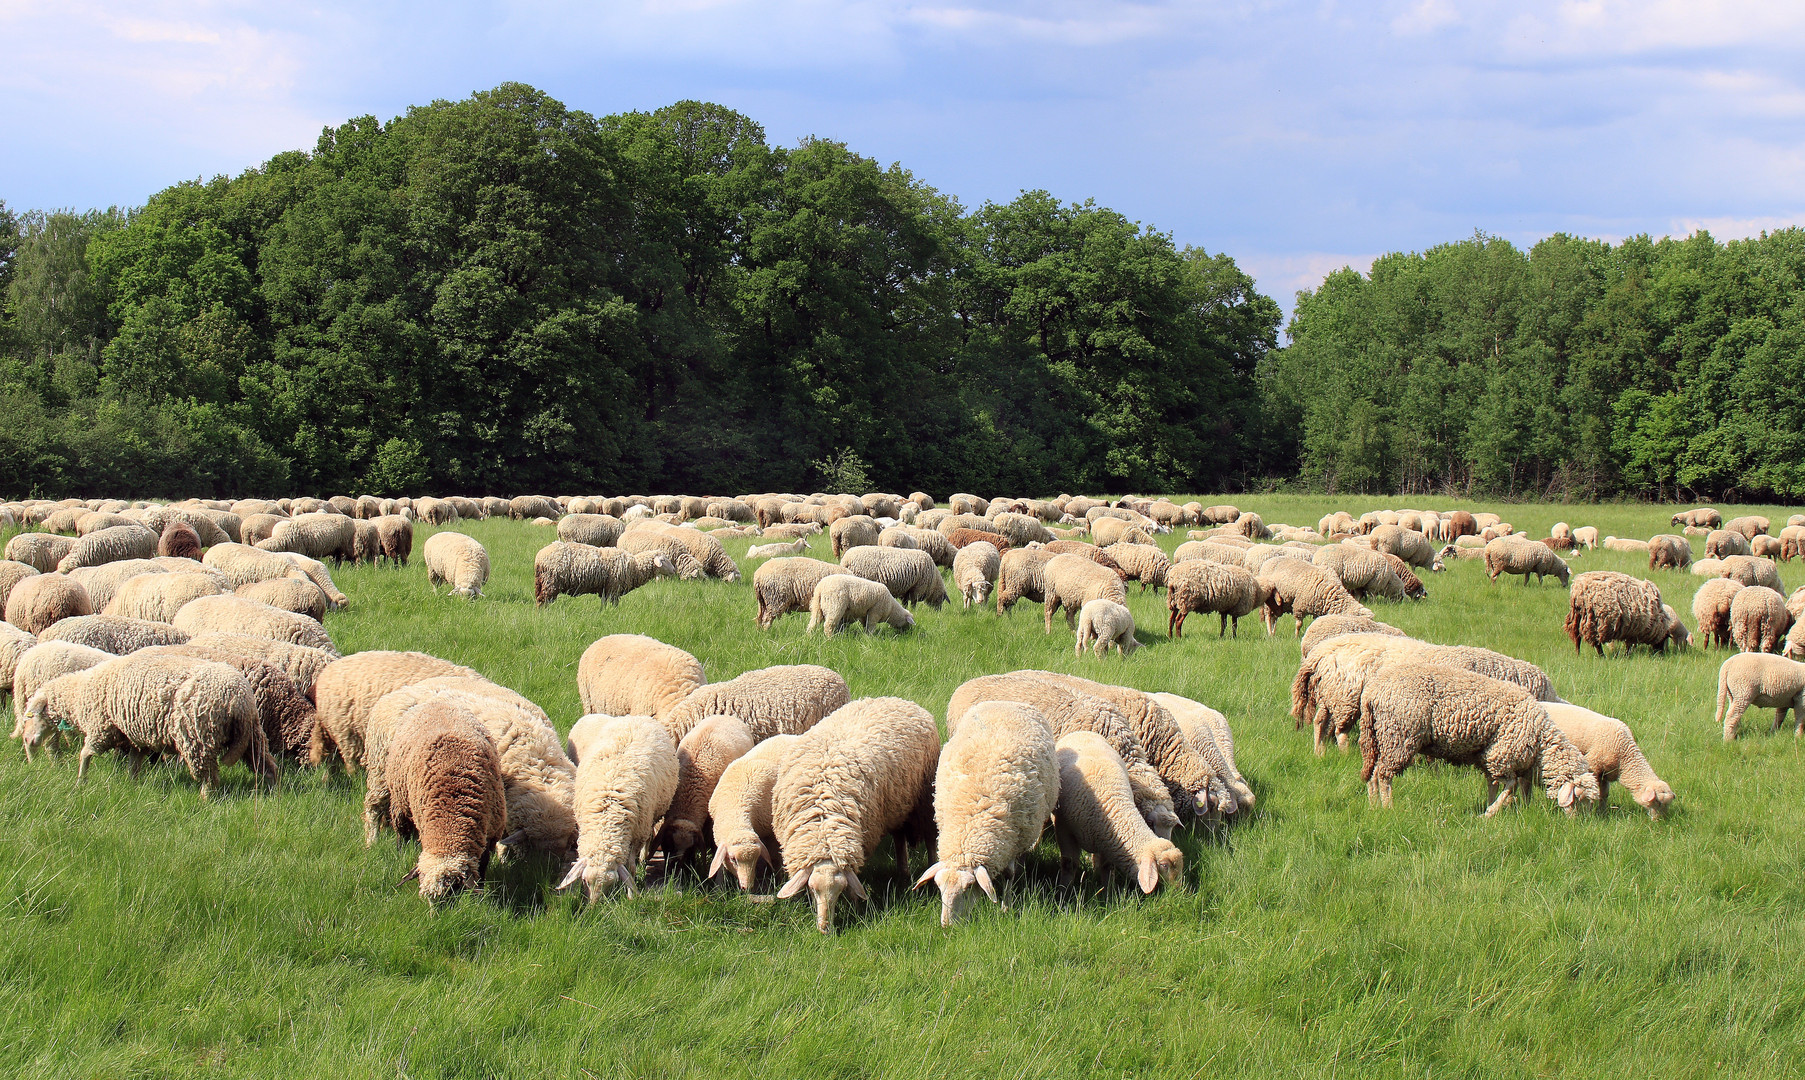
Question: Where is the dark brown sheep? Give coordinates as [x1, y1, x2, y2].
[380, 699, 508, 904]
[158, 521, 203, 561]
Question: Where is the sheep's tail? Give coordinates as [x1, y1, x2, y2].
[1563, 600, 1582, 655]
[1714, 672, 1728, 730]
[1289, 658, 1318, 726]
[533, 566, 553, 607]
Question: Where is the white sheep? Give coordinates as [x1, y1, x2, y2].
[952, 541, 1000, 609]
[170, 594, 335, 653]
[747, 540, 809, 560]
[707, 734, 802, 891]
[1052, 731, 1184, 894]
[309, 650, 478, 770]
[752, 557, 856, 628]
[533, 541, 672, 606]
[657, 714, 755, 865]
[808, 574, 915, 637]
[423, 532, 490, 599]
[1541, 702, 1675, 819]
[1714, 652, 1805, 740]
[576, 634, 705, 722]
[1074, 598, 1137, 658]
[661, 664, 850, 743]
[559, 715, 680, 900]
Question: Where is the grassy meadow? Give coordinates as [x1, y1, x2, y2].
[5, 494, 1805, 1077]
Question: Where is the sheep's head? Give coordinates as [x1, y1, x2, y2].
[1636, 780, 1677, 819]
[1550, 771, 1603, 816]
[887, 606, 915, 632]
[410, 851, 484, 904]
[1664, 607, 1693, 650]
[777, 860, 865, 933]
[18, 689, 53, 759]
[914, 861, 1000, 927]
[708, 838, 773, 892]
[659, 817, 704, 861]
[557, 855, 635, 901]
[1135, 841, 1185, 894]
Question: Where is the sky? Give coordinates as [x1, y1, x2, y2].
[4, 0, 1804, 317]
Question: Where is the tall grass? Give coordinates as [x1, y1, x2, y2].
[2, 495, 1804, 1077]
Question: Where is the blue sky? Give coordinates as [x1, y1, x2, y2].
[4, 1, 1804, 315]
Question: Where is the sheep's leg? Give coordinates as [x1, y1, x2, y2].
[1482, 778, 1517, 817]
[1596, 777, 1611, 811]
[1043, 597, 1057, 634]
[1775, 706, 1791, 734]
[1053, 819, 1083, 887]
[1723, 698, 1747, 741]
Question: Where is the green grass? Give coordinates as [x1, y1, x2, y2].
[6, 494, 1805, 1077]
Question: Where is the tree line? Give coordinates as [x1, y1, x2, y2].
[1, 83, 1799, 502]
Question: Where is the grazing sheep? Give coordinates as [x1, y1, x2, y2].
[839, 546, 947, 609]
[136, 644, 317, 759]
[103, 572, 225, 623]
[1483, 537, 1572, 587]
[1706, 530, 1752, 559]
[1314, 544, 1407, 601]
[371, 515, 414, 567]
[808, 574, 915, 637]
[706, 734, 802, 891]
[1752, 535, 1784, 560]
[1719, 555, 1784, 591]
[944, 527, 1010, 552]
[1030, 671, 1232, 818]
[6, 574, 93, 635]
[618, 530, 706, 580]
[235, 577, 328, 621]
[40, 614, 189, 655]
[1089, 518, 1154, 547]
[829, 515, 882, 557]
[158, 521, 202, 561]
[1725, 516, 1771, 540]
[201, 544, 344, 608]
[1052, 732, 1184, 894]
[0, 561, 39, 609]
[576, 635, 705, 722]
[1357, 663, 1599, 815]
[421, 532, 490, 599]
[760, 523, 822, 543]
[183, 632, 334, 697]
[1164, 559, 1267, 639]
[55, 524, 160, 572]
[556, 715, 680, 900]
[1690, 558, 1727, 578]
[5, 534, 75, 573]
[1646, 534, 1693, 571]
[748, 540, 809, 560]
[752, 558, 854, 628]
[1367, 524, 1439, 569]
[1149, 693, 1251, 816]
[1603, 537, 1652, 554]
[1729, 585, 1792, 654]
[1075, 599, 1137, 658]
[170, 594, 335, 654]
[1565, 571, 1687, 656]
[0, 621, 36, 701]
[1041, 554, 1128, 634]
[1541, 702, 1675, 819]
[509, 496, 560, 521]
[1570, 526, 1599, 550]
[773, 697, 940, 932]
[532, 542, 672, 606]
[1779, 526, 1805, 562]
[239, 514, 284, 546]
[994, 547, 1055, 616]
[20, 654, 275, 798]
[10, 641, 108, 748]
[557, 513, 625, 548]
[60, 560, 159, 611]
[1693, 578, 1746, 649]
[1107, 544, 1169, 593]
[656, 715, 756, 865]
[1672, 508, 1723, 529]
[1299, 612, 1406, 657]
[917, 701, 1058, 925]
[657, 526, 741, 582]
[1258, 558, 1371, 637]
[952, 541, 1001, 610]
[309, 651, 477, 770]
[661, 664, 851, 744]
[1041, 540, 1124, 576]
[257, 513, 357, 564]
[1715, 652, 1805, 739]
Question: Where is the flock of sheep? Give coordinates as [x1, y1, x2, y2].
[0, 491, 1799, 931]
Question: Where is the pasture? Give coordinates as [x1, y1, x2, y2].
[4, 495, 1804, 1078]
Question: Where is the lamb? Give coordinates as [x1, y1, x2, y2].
[1706, 530, 1752, 559]
[1718, 555, 1784, 591]
[1729, 585, 1792, 654]
[753, 557, 855, 627]
[20, 654, 276, 798]
[309, 650, 478, 770]
[1565, 571, 1687, 655]
[557, 513, 625, 548]
[1075, 599, 1137, 658]
[182, 632, 335, 697]
[1356, 663, 1599, 815]
[656, 715, 756, 866]
[1692, 578, 1745, 648]
[54, 524, 160, 572]
[839, 546, 947, 609]
[170, 594, 335, 653]
[945, 673, 1178, 837]
[1052, 732, 1185, 894]
[808, 574, 915, 637]
[1041, 554, 1127, 633]
[1714, 652, 1805, 739]
[532, 541, 672, 606]
[748, 540, 809, 560]
[917, 701, 1058, 925]
[1257, 558, 1372, 637]
[772, 697, 940, 932]
[995, 547, 1055, 615]
[1299, 612, 1406, 657]
[556, 714, 680, 900]
[257, 513, 357, 564]
[158, 521, 202, 561]
[1107, 543, 1169, 593]
[1541, 702, 1675, 819]
[6, 574, 93, 634]
[40, 614, 190, 654]
[103, 572, 225, 623]
[952, 541, 1000, 609]
[706, 734, 802, 890]
[576, 634, 704, 721]
[235, 577, 328, 621]
[1483, 537, 1572, 586]
[5, 534, 75, 573]
[661, 664, 851, 743]
[418, 531, 489, 600]
[10, 641, 109, 750]
[1571, 526, 1600, 550]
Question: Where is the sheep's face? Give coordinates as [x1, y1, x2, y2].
[1137, 842, 1185, 894]
[19, 692, 52, 751]
[1551, 772, 1603, 815]
[778, 861, 865, 933]
[969, 581, 992, 605]
[415, 852, 482, 904]
[888, 608, 915, 632]
[1142, 802, 1180, 840]
[1637, 781, 1677, 819]
[662, 820, 702, 859]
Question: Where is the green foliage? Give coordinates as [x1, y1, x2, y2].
[812, 447, 872, 493]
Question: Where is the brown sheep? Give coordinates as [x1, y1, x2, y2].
[158, 521, 202, 561]
[945, 528, 1010, 552]
[1729, 586, 1792, 654]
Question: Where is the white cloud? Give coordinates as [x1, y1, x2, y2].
[1672, 215, 1805, 241]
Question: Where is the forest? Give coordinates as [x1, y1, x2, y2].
[1, 82, 1801, 502]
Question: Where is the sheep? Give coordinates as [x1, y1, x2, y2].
[1257, 558, 1371, 637]
[1107, 543, 1169, 594]
[752, 558, 855, 628]
[1572, 526, 1600, 550]
[422, 532, 490, 599]
[661, 664, 851, 744]
[1089, 518, 1154, 547]
[1052, 732, 1184, 894]
[657, 526, 741, 582]
[1356, 663, 1599, 815]
[0, 561, 39, 610]
[748, 540, 809, 560]
[235, 577, 328, 622]
[1672, 507, 1723, 529]
[1041, 554, 1127, 634]
[239, 514, 284, 546]
[370, 515, 414, 568]
[1780, 526, 1805, 562]
[1483, 537, 1572, 587]
[829, 515, 882, 557]
[257, 513, 356, 564]
[554, 714, 680, 900]
[1725, 516, 1770, 540]
[885, 525, 955, 567]
[656, 715, 756, 866]
[1565, 571, 1687, 656]
[103, 572, 226, 623]
[952, 541, 1000, 609]
[136, 643, 318, 759]
[944, 527, 1010, 553]
[994, 548, 1055, 615]
[773, 697, 940, 932]
[945, 673, 1178, 837]
[182, 632, 335, 697]
[1540, 702, 1675, 819]
[1729, 585, 1792, 654]
[1299, 612, 1406, 657]
[1791, 585, 1805, 621]
[1692, 578, 1745, 648]
[949, 494, 990, 516]
[916, 701, 1058, 925]
[1714, 652, 1805, 739]
[509, 495, 560, 521]
[706, 734, 802, 890]
[1706, 530, 1752, 559]
[6, 574, 93, 635]
[39, 614, 190, 654]
[1149, 692, 1252, 816]
[309, 651, 477, 770]
[20, 654, 276, 798]
[414, 498, 458, 525]
[557, 513, 625, 548]
[1314, 544, 1408, 600]
[577, 635, 704, 721]
[10, 641, 108, 749]
[170, 595, 334, 654]
[1603, 537, 1651, 554]
[1647, 534, 1693, 571]
[1690, 558, 1727, 578]
[808, 574, 915, 637]
[5, 534, 75, 573]
[761, 523, 822, 543]
[1718, 555, 1784, 591]
[1367, 524, 1438, 569]
[1752, 535, 1784, 560]
[0, 621, 35, 704]
[532, 542, 672, 607]
[989, 512, 1054, 548]
[201, 543, 339, 603]
[1075, 599, 1137, 658]
[157, 521, 202, 561]
[834, 546, 945, 610]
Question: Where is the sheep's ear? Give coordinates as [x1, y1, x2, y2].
[756, 841, 775, 868]
[777, 869, 810, 899]
[497, 829, 527, 850]
[1137, 857, 1160, 894]
[914, 861, 943, 889]
[556, 858, 587, 891]
[974, 865, 998, 902]
[396, 866, 421, 887]
[707, 846, 728, 880]
[845, 870, 868, 901]
[1557, 782, 1576, 809]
